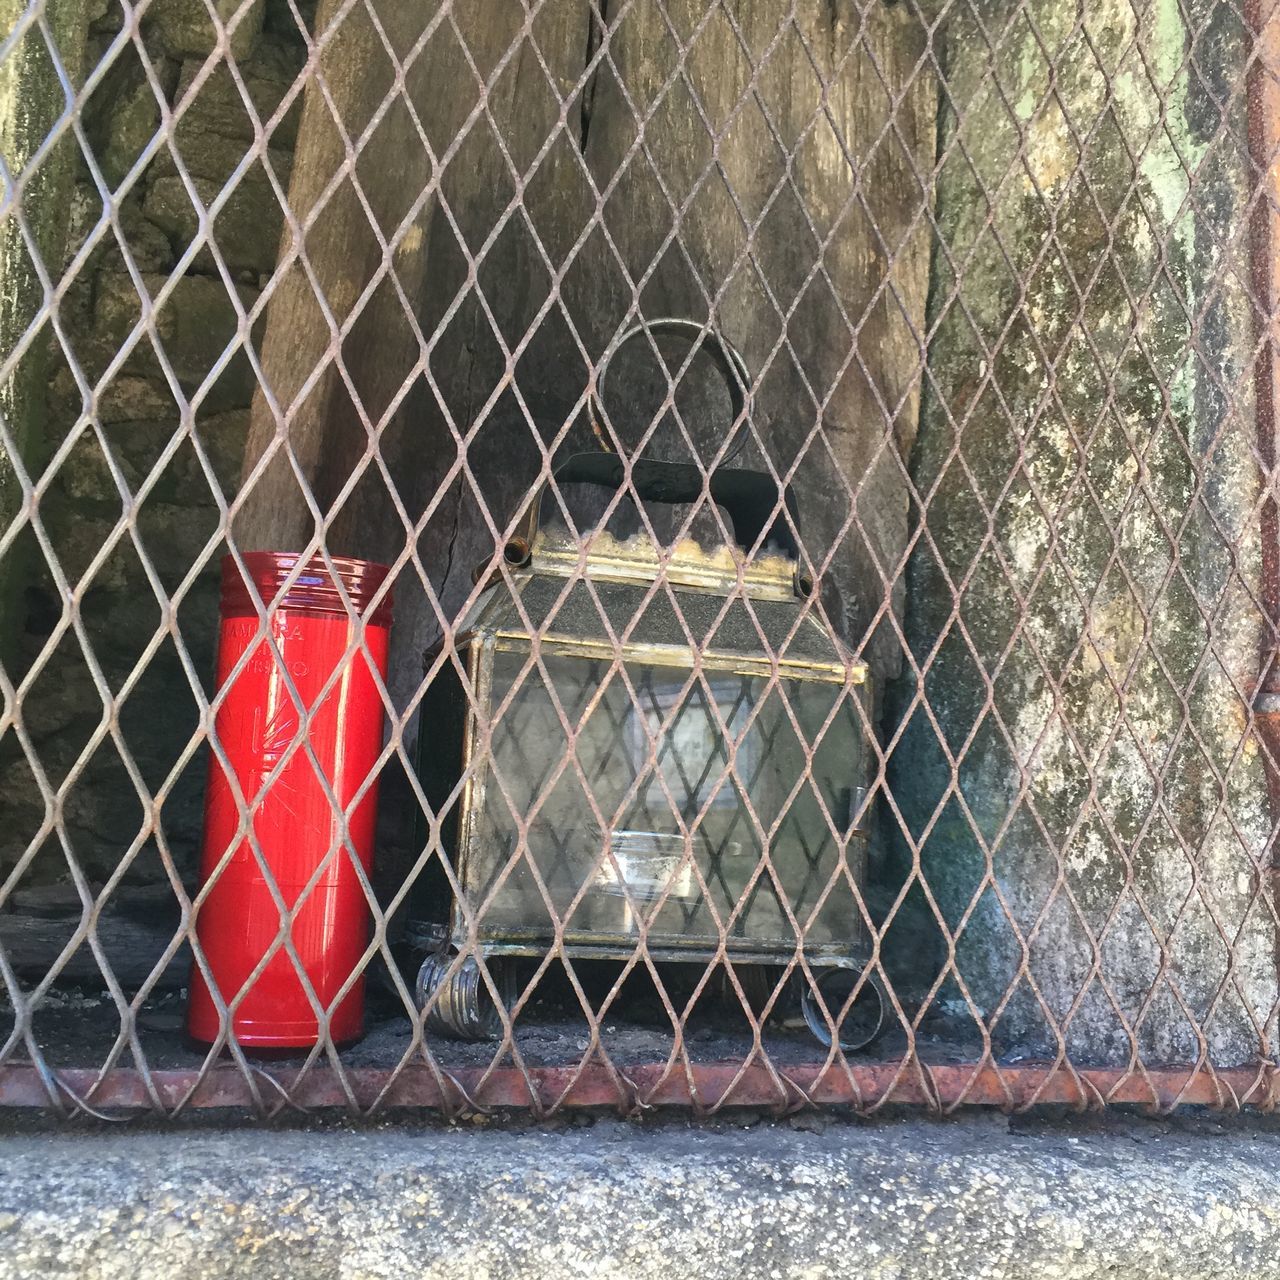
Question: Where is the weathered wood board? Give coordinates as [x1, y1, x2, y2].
[237, 0, 938, 708]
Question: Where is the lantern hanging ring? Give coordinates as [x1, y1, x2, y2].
[588, 318, 753, 465]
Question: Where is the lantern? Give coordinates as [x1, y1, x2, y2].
[410, 322, 885, 1050]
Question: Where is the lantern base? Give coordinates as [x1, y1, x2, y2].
[408, 933, 886, 1051]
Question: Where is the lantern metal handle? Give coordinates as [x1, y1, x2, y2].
[503, 451, 803, 574]
[588, 318, 752, 465]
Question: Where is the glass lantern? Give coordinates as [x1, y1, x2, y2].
[410, 324, 885, 1050]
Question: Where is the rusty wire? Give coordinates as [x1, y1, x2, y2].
[0, 0, 1278, 1117]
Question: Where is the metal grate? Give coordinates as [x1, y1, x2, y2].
[2, 0, 1280, 1118]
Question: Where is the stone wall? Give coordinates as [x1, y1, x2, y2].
[2, 0, 310, 893]
[0, 0, 89, 665]
[890, 0, 1277, 1064]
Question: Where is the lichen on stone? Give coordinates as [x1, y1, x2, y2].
[891, 0, 1276, 1064]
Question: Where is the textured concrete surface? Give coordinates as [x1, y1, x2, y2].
[3, 1111, 1280, 1279]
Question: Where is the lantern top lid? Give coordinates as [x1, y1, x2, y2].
[455, 323, 866, 685]
[459, 561, 865, 685]
[530, 523, 799, 600]
[463, 454, 864, 685]
[504, 451, 811, 593]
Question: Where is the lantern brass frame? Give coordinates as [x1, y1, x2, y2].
[411, 512, 880, 1052]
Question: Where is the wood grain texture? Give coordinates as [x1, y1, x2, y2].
[234, 0, 444, 560]
[238, 0, 937, 701]
[576, 0, 937, 678]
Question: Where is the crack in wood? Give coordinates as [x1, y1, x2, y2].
[580, 0, 608, 154]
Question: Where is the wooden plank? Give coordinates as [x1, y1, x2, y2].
[237, 0, 938, 723]
[235, 0, 447, 562]
[405, 0, 597, 654]
[573, 0, 937, 678]
[407, 0, 938, 686]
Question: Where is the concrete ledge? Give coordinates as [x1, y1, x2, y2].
[2, 1112, 1280, 1279]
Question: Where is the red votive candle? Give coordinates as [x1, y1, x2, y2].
[186, 552, 393, 1050]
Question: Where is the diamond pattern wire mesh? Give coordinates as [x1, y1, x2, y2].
[1, 0, 1280, 1118]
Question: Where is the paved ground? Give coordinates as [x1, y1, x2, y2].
[1, 1108, 1279, 1279]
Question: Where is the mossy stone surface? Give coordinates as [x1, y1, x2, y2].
[0, 1, 89, 660]
[892, 0, 1276, 1063]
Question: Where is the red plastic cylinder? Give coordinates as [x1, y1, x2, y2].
[186, 552, 393, 1050]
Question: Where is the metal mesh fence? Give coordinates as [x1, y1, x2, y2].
[2, 0, 1280, 1117]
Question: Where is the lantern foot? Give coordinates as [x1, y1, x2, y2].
[800, 966, 887, 1052]
[415, 952, 513, 1042]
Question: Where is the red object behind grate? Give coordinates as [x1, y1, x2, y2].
[186, 553, 393, 1050]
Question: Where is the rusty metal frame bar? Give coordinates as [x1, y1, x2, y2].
[1249, 0, 1280, 730]
[1, 1059, 1273, 1115]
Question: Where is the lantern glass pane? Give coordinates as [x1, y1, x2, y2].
[461, 649, 868, 953]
